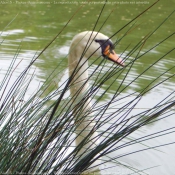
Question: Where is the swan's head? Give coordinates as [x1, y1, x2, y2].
[69, 31, 124, 67]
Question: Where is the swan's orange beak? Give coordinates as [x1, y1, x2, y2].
[103, 45, 124, 67]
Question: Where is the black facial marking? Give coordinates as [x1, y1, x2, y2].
[95, 39, 115, 56]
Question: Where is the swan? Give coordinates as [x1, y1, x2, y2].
[68, 31, 124, 173]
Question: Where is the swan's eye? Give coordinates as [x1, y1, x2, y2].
[95, 39, 115, 55]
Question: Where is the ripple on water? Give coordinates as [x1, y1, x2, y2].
[0, 29, 24, 36]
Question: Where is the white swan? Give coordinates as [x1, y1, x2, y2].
[68, 31, 124, 173]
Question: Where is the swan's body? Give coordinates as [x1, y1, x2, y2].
[68, 31, 124, 173]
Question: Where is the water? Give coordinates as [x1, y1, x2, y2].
[0, 1, 175, 174]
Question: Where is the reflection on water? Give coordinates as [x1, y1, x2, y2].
[0, 0, 175, 174]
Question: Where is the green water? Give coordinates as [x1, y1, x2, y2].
[0, 0, 175, 174]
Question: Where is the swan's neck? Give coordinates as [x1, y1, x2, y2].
[68, 55, 89, 100]
[68, 54, 100, 173]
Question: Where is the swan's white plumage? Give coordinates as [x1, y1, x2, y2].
[68, 31, 110, 97]
[68, 31, 118, 173]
